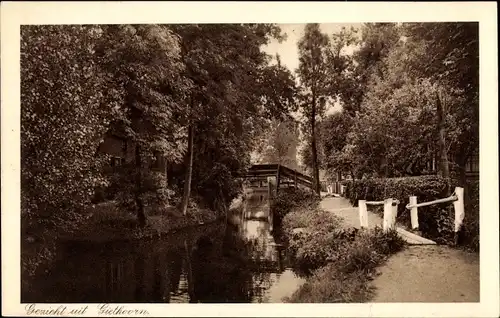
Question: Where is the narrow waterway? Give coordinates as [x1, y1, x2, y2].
[23, 191, 304, 303]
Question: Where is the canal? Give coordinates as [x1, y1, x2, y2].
[23, 192, 305, 303]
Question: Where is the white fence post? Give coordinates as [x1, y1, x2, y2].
[358, 200, 368, 228]
[383, 198, 394, 232]
[453, 187, 465, 233]
[409, 196, 419, 230]
[392, 200, 398, 227]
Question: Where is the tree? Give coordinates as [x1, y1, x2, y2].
[339, 29, 464, 179]
[21, 25, 122, 226]
[97, 25, 190, 226]
[339, 23, 400, 116]
[296, 24, 330, 195]
[258, 118, 300, 169]
[402, 23, 479, 185]
[325, 27, 360, 116]
[170, 24, 296, 213]
[21, 25, 125, 275]
[320, 111, 354, 178]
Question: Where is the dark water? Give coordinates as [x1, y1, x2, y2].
[23, 192, 304, 303]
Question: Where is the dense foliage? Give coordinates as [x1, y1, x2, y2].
[168, 24, 297, 213]
[21, 26, 121, 227]
[21, 26, 124, 275]
[292, 22, 479, 251]
[270, 187, 319, 228]
[21, 23, 297, 276]
[20, 22, 480, 279]
[299, 23, 479, 185]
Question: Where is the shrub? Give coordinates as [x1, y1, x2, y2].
[271, 187, 319, 227]
[278, 186, 408, 303]
[284, 264, 373, 303]
[362, 227, 407, 256]
[344, 175, 449, 209]
[284, 226, 407, 303]
[282, 208, 342, 234]
[281, 207, 343, 271]
[282, 204, 407, 275]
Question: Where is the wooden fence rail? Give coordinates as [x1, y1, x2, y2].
[243, 164, 314, 193]
[405, 187, 464, 233]
[357, 186, 465, 235]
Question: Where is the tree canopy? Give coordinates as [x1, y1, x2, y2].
[313, 22, 478, 182]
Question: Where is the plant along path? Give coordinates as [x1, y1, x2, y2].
[320, 196, 480, 302]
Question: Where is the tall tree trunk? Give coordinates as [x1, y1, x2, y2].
[181, 124, 194, 216]
[436, 89, 452, 221]
[310, 94, 321, 196]
[135, 143, 147, 227]
[436, 89, 450, 183]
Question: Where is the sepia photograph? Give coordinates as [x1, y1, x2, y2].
[2, 1, 499, 317]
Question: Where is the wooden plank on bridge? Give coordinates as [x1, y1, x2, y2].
[243, 164, 314, 192]
[280, 165, 313, 183]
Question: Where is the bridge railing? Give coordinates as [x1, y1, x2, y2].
[243, 164, 314, 192]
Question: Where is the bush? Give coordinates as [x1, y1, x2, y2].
[282, 204, 407, 275]
[284, 226, 407, 303]
[344, 175, 449, 208]
[362, 226, 407, 256]
[271, 187, 319, 227]
[282, 208, 342, 234]
[277, 187, 407, 303]
[344, 176, 479, 250]
[281, 205, 345, 272]
[284, 264, 373, 303]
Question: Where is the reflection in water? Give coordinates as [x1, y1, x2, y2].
[22, 193, 304, 303]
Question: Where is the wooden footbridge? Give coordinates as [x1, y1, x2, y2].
[243, 164, 314, 193]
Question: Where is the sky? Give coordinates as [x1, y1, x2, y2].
[258, 23, 363, 166]
[263, 23, 362, 72]
[262, 23, 362, 116]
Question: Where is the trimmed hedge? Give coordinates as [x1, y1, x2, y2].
[344, 175, 449, 208]
[462, 179, 479, 251]
[343, 176, 479, 251]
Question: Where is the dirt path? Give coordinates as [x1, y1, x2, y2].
[371, 245, 479, 302]
[320, 196, 383, 229]
[320, 196, 480, 302]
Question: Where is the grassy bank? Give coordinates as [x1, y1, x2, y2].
[278, 193, 406, 303]
[270, 187, 319, 229]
